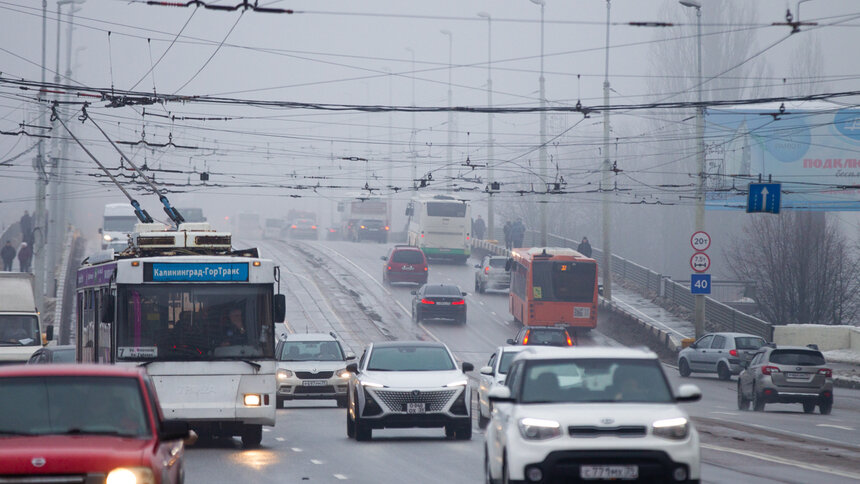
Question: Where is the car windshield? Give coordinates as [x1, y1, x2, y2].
[279, 341, 344, 362]
[525, 329, 568, 345]
[770, 350, 826, 366]
[0, 376, 150, 438]
[367, 346, 456, 371]
[735, 337, 766, 350]
[103, 215, 138, 232]
[520, 359, 673, 404]
[391, 250, 423, 264]
[498, 351, 521, 374]
[424, 285, 461, 296]
[488, 258, 507, 268]
[0, 315, 40, 347]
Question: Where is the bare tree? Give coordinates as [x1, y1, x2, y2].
[725, 212, 859, 325]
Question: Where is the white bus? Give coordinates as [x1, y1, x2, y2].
[406, 195, 471, 263]
[76, 222, 286, 448]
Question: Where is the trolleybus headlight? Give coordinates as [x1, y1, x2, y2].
[243, 394, 262, 406]
[277, 369, 293, 381]
[106, 467, 155, 484]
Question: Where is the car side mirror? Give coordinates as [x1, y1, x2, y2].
[462, 362, 474, 373]
[274, 294, 287, 323]
[380, 256, 388, 261]
[410, 290, 417, 295]
[98, 227, 103, 234]
[474, 264, 481, 269]
[159, 419, 191, 442]
[346, 352, 356, 360]
[689, 343, 697, 349]
[675, 384, 702, 403]
[45, 326, 54, 342]
[480, 365, 494, 376]
[506, 339, 515, 345]
[461, 291, 468, 297]
[488, 386, 512, 402]
[346, 362, 359, 374]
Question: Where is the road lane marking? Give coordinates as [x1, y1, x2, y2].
[291, 447, 303, 452]
[333, 474, 348, 480]
[816, 424, 855, 431]
[263, 428, 271, 432]
[311, 459, 324, 465]
[711, 411, 739, 416]
[275, 437, 285, 442]
[701, 443, 860, 480]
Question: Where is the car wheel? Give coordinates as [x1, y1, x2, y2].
[475, 279, 480, 292]
[240, 424, 263, 449]
[354, 416, 372, 441]
[457, 314, 467, 325]
[346, 394, 356, 438]
[478, 411, 490, 429]
[679, 359, 691, 377]
[803, 401, 816, 414]
[276, 396, 284, 409]
[717, 362, 731, 381]
[484, 448, 495, 484]
[819, 399, 833, 415]
[752, 387, 765, 412]
[336, 396, 348, 408]
[502, 456, 510, 484]
[736, 381, 750, 411]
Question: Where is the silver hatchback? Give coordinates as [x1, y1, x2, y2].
[678, 332, 766, 380]
[737, 345, 834, 414]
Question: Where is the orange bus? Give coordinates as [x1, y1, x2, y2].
[508, 247, 599, 331]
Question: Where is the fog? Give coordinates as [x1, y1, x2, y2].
[1, 0, 859, 280]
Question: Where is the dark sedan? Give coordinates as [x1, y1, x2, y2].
[411, 284, 467, 324]
[27, 345, 76, 364]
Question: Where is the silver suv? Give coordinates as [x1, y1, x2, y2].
[678, 332, 767, 380]
[737, 345, 833, 414]
[474, 256, 510, 293]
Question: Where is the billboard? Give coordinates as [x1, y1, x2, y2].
[704, 102, 860, 211]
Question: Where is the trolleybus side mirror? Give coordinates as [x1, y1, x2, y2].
[346, 362, 359, 374]
[45, 325, 54, 341]
[274, 294, 287, 323]
[405, 207, 413, 216]
[101, 297, 114, 324]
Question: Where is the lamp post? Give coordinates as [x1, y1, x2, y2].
[601, 0, 613, 301]
[680, 0, 705, 338]
[440, 29, 454, 193]
[405, 47, 416, 188]
[477, 11, 494, 240]
[529, 0, 547, 246]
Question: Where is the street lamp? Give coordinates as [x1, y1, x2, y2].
[601, 0, 613, 301]
[680, 0, 706, 339]
[440, 29, 454, 193]
[405, 47, 417, 187]
[477, 11, 494, 240]
[529, 0, 547, 247]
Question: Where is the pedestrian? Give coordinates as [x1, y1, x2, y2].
[577, 237, 593, 257]
[513, 218, 526, 248]
[473, 214, 486, 240]
[1, 240, 16, 271]
[19, 210, 33, 246]
[503, 221, 513, 250]
[17, 242, 32, 273]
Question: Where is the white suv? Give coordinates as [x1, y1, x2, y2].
[477, 346, 528, 429]
[346, 341, 474, 441]
[275, 332, 356, 408]
[485, 347, 701, 484]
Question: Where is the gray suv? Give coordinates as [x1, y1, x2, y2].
[678, 332, 766, 380]
[737, 345, 833, 414]
[474, 256, 510, 293]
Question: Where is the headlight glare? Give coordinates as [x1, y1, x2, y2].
[652, 417, 689, 440]
[518, 418, 561, 440]
[277, 369, 292, 381]
[243, 394, 262, 406]
[106, 467, 155, 484]
[336, 368, 350, 379]
[103, 234, 112, 241]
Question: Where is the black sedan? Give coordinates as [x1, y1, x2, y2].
[411, 284, 467, 324]
[27, 345, 76, 364]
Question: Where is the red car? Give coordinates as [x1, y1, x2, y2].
[382, 245, 428, 285]
[0, 364, 192, 483]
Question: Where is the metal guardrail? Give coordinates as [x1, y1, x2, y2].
[476, 230, 773, 341]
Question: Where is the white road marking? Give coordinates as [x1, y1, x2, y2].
[816, 424, 855, 431]
[291, 447, 303, 452]
[333, 474, 348, 480]
[275, 437, 285, 442]
[701, 443, 860, 480]
[711, 411, 739, 416]
[263, 428, 271, 432]
[311, 459, 324, 465]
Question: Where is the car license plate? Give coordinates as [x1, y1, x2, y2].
[302, 380, 327, 386]
[786, 372, 807, 379]
[403, 265, 414, 271]
[437, 301, 451, 305]
[405, 403, 425, 414]
[580, 465, 638, 480]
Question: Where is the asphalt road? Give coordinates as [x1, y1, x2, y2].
[185, 238, 860, 483]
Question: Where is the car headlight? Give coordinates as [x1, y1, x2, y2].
[361, 381, 384, 388]
[652, 417, 689, 440]
[445, 379, 468, 387]
[335, 368, 350, 379]
[103, 234, 112, 241]
[277, 369, 293, 381]
[106, 467, 155, 484]
[518, 418, 561, 440]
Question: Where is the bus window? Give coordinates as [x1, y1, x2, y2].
[426, 203, 466, 217]
[532, 261, 596, 303]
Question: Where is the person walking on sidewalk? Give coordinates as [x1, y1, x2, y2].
[512, 218, 526, 248]
[17, 242, 32, 273]
[19, 210, 33, 245]
[1, 241, 16, 271]
[577, 237, 592, 257]
[473, 215, 486, 240]
[503, 221, 513, 250]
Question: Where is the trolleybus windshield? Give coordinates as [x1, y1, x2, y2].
[531, 261, 596, 303]
[116, 284, 274, 361]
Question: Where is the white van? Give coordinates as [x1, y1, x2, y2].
[0, 273, 52, 364]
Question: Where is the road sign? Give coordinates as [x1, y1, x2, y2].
[691, 274, 711, 294]
[690, 252, 710, 272]
[690, 231, 711, 251]
[747, 183, 781, 214]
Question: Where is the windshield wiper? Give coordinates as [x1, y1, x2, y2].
[62, 428, 127, 437]
[242, 360, 261, 371]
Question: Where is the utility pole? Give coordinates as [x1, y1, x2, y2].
[405, 47, 416, 188]
[530, 0, 547, 246]
[33, 0, 48, 311]
[441, 30, 454, 193]
[387, 68, 393, 188]
[478, 12, 494, 240]
[601, 0, 613, 301]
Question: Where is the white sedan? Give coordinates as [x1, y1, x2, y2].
[476, 345, 527, 429]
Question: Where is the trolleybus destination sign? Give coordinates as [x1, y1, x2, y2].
[144, 262, 249, 282]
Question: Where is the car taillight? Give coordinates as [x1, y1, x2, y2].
[311, 225, 317, 229]
[818, 368, 832, 378]
[385, 226, 390, 231]
[484, 266, 490, 274]
[466, 236, 470, 240]
[522, 331, 529, 345]
[761, 366, 780, 376]
[291, 225, 297, 229]
[421, 298, 435, 305]
[729, 349, 738, 357]
[566, 333, 573, 346]
[424, 266, 428, 271]
[387, 266, 392, 271]
[452, 299, 465, 305]
[421, 234, 424, 237]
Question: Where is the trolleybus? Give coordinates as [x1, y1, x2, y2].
[76, 221, 286, 448]
[508, 247, 598, 332]
[406, 195, 471, 263]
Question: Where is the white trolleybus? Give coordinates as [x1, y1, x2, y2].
[76, 222, 286, 448]
[406, 195, 471, 264]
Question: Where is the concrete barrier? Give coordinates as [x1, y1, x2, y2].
[773, 324, 859, 351]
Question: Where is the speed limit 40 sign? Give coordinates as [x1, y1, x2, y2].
[691, 231, 711, 251]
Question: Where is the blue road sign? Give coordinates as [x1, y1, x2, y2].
[691, 274, 711, 295]
[747, 183, 781, 214]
